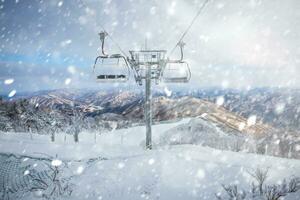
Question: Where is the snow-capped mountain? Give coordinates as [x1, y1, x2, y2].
[2, 89, 274, 136]
[122, 96, 274, 138]
[1, 90, 288, 137]
[204, 88, 300, 133]
[1, 89, 299, 159]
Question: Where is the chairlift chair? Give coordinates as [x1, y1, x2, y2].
[93, 54, 130, 82]
[162, 41, 191, 83]
[162, 60, 191, 83]
[93, 31, 130, 82]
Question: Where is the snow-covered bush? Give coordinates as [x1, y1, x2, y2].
[216, 184, 246, 200]
[216, 168, 300, 200]
[28, 159, 73, 199]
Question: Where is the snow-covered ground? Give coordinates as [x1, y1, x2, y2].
[0, 118, 191, 160]
[0, 118, 300, 199]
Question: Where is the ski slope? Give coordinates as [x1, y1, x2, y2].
[0, 118, 300, 200]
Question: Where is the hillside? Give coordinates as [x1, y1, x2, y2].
[1, 89, 300, 159]
[0, 120, 299, 200]
[0, 90, 274, 136]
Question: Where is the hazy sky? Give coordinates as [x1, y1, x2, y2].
[0, 0, 299, 94]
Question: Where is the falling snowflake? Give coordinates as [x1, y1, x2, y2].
[4, 78, 14, 85]
[8, 90, 16, 98]
[65, 78, 72, 85]
[221, 80, 229, 88]
[164, 87, 172, 97]
[60, 39, 72, 47]
[118, 162, 125, 169]
[51, 159, 62, 167]
[67, 66, 77, 74]
[76, 166, 85, 174]
[275, 103, 285, 114]
[150, 7, 156, 15]
[196, 168, 205, 179]
[216, 96, 225, 106]
[216, 3, 225, 9]
[247, 115, 257, 126]
[167, 1, 176, 15]
[148, 158, 155, 165]
[239, 122, 246, 131]
[58, 1, 63, 7]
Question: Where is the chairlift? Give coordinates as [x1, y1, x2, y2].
[93, 54, 129, 82]
[93, 31, 130, 82]
[84, 0, 210, 150]
[162, 41, 191, 83]
[162, 61, 191, 83]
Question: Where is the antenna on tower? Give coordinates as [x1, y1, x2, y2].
[144, 37, 148, 50]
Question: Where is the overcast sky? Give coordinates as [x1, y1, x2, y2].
[0, 0, 299, 94]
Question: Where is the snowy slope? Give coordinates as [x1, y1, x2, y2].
[71, 145, 300, 200]
[0, 118, 299, 200]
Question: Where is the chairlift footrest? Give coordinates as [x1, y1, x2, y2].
[163, 78, 189, 83]
[97, 75, 126, 79]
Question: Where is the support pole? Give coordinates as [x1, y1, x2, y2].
[145, 64, 152, 149]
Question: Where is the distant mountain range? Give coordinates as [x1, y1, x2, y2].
[0, 88, 299, 159]
[1, 88, 300, 132]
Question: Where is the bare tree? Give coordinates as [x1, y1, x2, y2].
[217, 168, 300, 200]
[264, 185, 287, 200]
[288, 177, 300, 193]
[216, 184, 246, 200]
[28, 159, 73, 199]
[247, 167, 269, 195]
[70, 107, 83, 143]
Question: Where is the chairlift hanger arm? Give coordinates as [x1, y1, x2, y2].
[94, 29, 131, 82]
[99, 31, 108, 56]
[168, 41, 185, 63]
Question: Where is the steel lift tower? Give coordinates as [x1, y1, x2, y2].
[93, 33, 190, 149]
[89, 0, 210, 149]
